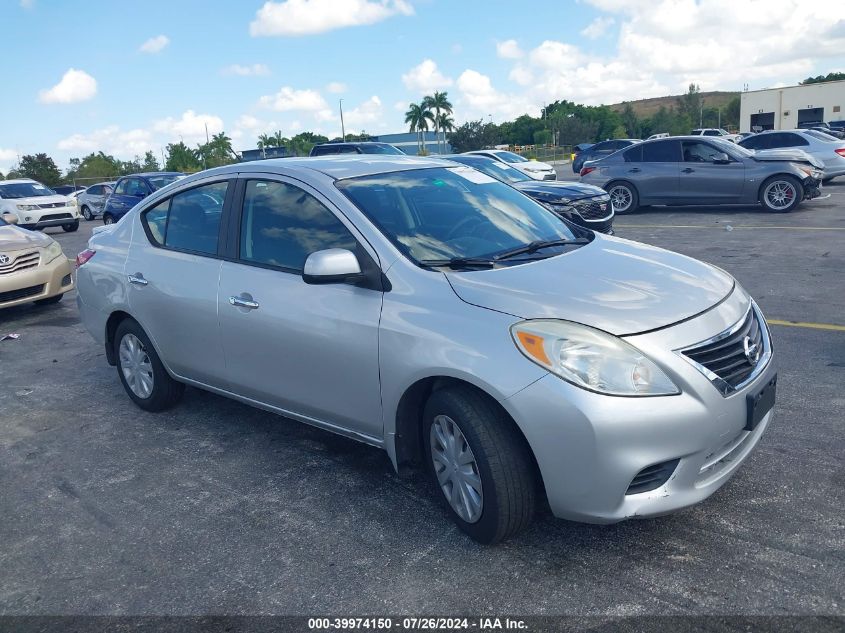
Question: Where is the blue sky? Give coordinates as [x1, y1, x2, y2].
[1, 0, 843, 173]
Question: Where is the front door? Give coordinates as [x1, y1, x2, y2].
[124, 178, 231, 387]
[218, 177, 384, 440]
[679, 140, 746, 202]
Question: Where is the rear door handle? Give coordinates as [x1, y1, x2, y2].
[628, 168, 641, 173]
[128, 273, 148, 286]
[682, 168, 695, 173]
[229, 295, 260, 310]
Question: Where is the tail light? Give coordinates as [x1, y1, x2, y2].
[835, 148, 845, 158]
[580, 166, 596, 177]
[76, 249, 95, 268]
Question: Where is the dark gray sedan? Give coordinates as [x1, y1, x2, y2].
[77, 181, 115, 220]
[579, 136, 824, 214]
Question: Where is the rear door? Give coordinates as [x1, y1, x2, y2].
[633, 139, 681, 201]
[217, 175, 384, 439]
[124, 177, 232, 387]
[679, 140, 745, 201]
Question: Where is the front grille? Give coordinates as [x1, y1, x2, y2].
[571, 196, 612, 220]
[0, 283, 44, 304]
[626, 459, 680, 495]
[37, 213, 73, 222]
[681, 307, 767, 394]
[0, 250, 40, 276]
[37, 202, 68, 209]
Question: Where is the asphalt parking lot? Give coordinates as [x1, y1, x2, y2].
[1, 183, 843, 618]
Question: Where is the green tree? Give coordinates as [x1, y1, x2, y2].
[423, 91, 453, 152]
[621, 104, 640, 138]
[724, 96, 741, 129]
[0, 171, 4, 180]
[141, 151, 160, 172]
[18, 153, 62, 186]
[447, 119, 498, 153]
[677, 83, 702, 130]
[405, 102, 434, 153]
[165, 142, 201, 172]
[436, 113, 455, 152]
[65, 152, 123, 182]
[801, 72, 845, 85]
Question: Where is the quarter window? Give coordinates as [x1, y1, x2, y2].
[623, 145, 642, 162]
[239, 180, 357, 272]
[141, 181, 228, 255]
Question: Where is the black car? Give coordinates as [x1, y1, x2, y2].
[797, 121, 845, 139]
[445, 154, 614, 234]
[310, 142, 404, 156]
[572, 139, 641, 173]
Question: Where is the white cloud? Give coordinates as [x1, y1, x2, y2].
[250, 0, 414, 37]
[581, 16, 615, 39]
[38, 69, 97, 104]
[326, 81, 347, 93]
[0, 148, 18, 173]
[508, 65, 534, 87]
[139, 35, 169, 54]
[222, 63, 271, 76]
[257, 86, 329, 112]
[451, 43, 463, 55]
[529, 41, 583, 70]
[153, 110, 224, 144]
[343, 95, 384, 130]
[57, 126, 155, 158]
[496, 39, 524, 59]
[401, 59, 453, 94]
[20, 0, 34, 8]
[455, 69, 534, 121]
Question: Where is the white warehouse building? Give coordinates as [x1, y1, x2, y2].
[739, 80, 845, 132]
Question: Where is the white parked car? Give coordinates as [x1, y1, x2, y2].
[690, 128, 742, 143]
[464, 150, 556, 180]
[0, 179, 81, 232]
[738, 129, 845, 183]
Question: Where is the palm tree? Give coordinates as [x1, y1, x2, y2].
[437, 113, 455, 151]
[405, 102, 434, 154]
[423, 91, 453, 153]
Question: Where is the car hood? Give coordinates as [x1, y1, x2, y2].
[7, 194, 70, 207]
[751, 148, 824, 169]
[520, 161, 554, 170]
[0, 224, 51, 252]
[514, 181, 606, 202]
[446, 236, 734, 336]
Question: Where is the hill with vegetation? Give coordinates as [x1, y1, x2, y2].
[608, 91, 740, 120]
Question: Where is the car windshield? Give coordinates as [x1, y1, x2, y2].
[359, 144, 404, 155]
[0, 182, 56, 199]
[147, 175, 182, 190]
[450, 158, 531, 184]
[711, 137, 754, 158]
[494, 151, 529, 163]
[805, 129, 838, 141]
[336, 167, 578, 266]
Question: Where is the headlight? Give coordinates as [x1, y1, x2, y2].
[68, 198, 78, 207]
[511, 320, 679, 396]
[17, 204, 39, 211]
[43, 240, 64, 264]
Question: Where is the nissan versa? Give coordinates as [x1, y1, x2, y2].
[77, 156, 777, 544]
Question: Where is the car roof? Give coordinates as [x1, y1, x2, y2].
[0, 178, 39, 184]
[315, 141, 389, 146]
[180, 155, 456, 183]
[118, 172, 183, 179]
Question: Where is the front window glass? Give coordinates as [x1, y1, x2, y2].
[359, 144, 404, 155]
[0, 182, 56, 199]
[147, 174, 182, 190]
[240, 180, 357, 272]
[114, 180, 129, 195]
[682, 141, 724, 162]
[336, 167, 577, 265]
[494, 151, 529, 163]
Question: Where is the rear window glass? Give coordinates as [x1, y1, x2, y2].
[642, 141, 680, 162]
[142, 181, 228, 255]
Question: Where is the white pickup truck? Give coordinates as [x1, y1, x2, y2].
[690, 128, 742, 143]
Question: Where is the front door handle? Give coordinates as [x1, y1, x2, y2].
[229, 295, 260, 310]
[628, 167, 641, 173]
[682, 167, 695, 173]
[128, 273, 148, 286]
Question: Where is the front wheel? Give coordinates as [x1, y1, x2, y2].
[62, 221, 79, 232]
[114, 319, 184, 412]
[606, 181, 639, 214]
[423, 386, 536, 544]
[103, 214, 115, 225]
[760, 175, 802, 213]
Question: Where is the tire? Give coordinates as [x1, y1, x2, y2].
[759, 175, 802, 213]
[606, 181, 639, 214]
[34, 293, 63, 306]
[81, 206, 93, 221]
[62, 221, 79, 232]
[103, 214, 115, 225]
[423, 385, 536, 544]
[114, 318, 184, 412]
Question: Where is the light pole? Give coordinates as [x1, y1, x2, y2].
[339, 99, 346, 140]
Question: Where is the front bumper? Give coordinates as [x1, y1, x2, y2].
[0, 255, 74, 309]
[17, 207, 79, 229]
[802, 175, 823, 200]
[502, 288, 775, 523]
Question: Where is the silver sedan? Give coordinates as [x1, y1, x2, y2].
[738, 129, 845, 183]
[580, 136, 823, 214]
[76, 156, 777, 543]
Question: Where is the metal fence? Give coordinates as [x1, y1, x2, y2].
[510, 145, 573, 163]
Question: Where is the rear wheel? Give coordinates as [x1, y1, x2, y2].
[81, 206, 93, 221]
[606, 181, 639, 214]
[760, 175, 802, 213]
[114, 319, 184, 412]
[62, 221, 79, 232]
[103, 214, 115, 225]
[423, 386, 536, 544]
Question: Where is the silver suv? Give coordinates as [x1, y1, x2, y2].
[76, 182, 115, 221]
[77, 156, 777, 543]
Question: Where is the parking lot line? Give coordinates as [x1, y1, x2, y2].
[616, 225, 845, 231]
[768, 319, 845, 332]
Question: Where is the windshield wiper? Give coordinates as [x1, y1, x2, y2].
[493, 238, 590, 261]
[419, 257, 496, 270]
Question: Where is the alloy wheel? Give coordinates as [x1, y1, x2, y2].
[119, 333, 154, 399]
[430, 414, 484, 523]
[764, 180, 796, 210]
[609, 185, 633, 212]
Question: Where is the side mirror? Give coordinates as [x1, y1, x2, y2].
[302, 248, 363, 285]
[712, 152, 731, 164]
[1, 212, 19, 225]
